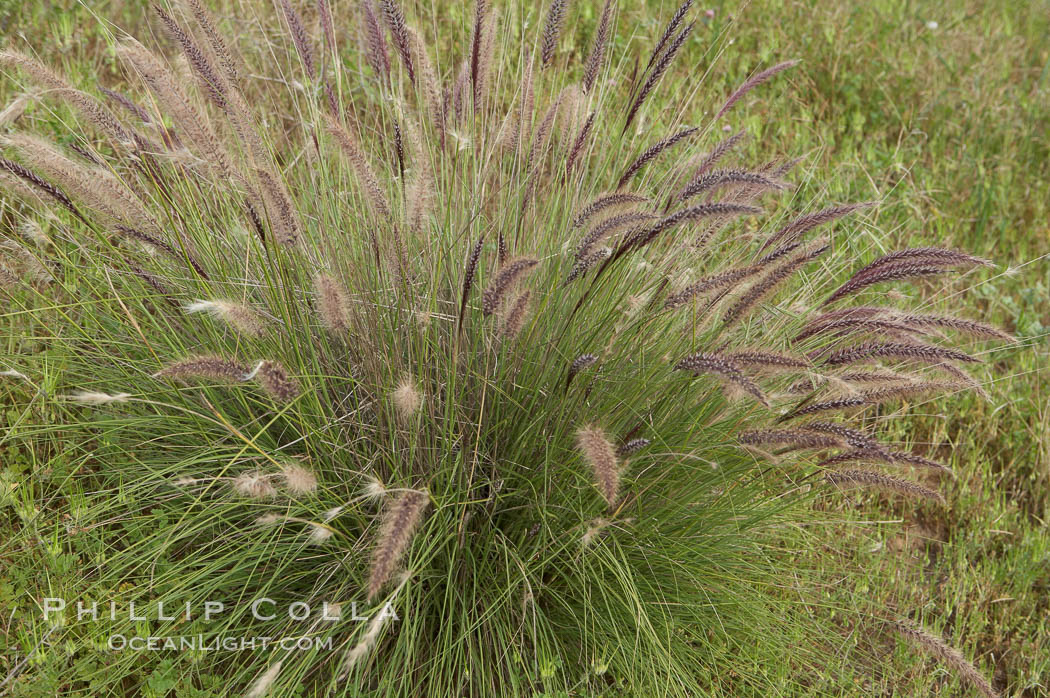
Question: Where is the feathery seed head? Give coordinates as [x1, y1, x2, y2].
[569, 353, 598, 376]
[759, 202, 872, 253]
[572, 193, 649, 229]
[339, 577, 406, 678]
[674, 353, 769, 406]
[1, 368, 29, 381]
[624, 18, 694, 133]
[617, 438, 651, 456]
[540, 0, 567, 67]
[323, 601, 342, 620]
[581, 517, 612, 547]
[0, 94, 31, 128]
[185, 300, 265, 337]
[154, 356, 250, 383]
[501, 289, 532, 340]
[616, 126, 700, 190]
[281, 463, 319, 495]
[582, 0, 614, 92]
[232, 471, 277, 499]
[824, 469, 945, 505]
[379, 0, 414, 83]
[892, 620, 999, 697]
[250, 360, 301, 403]
[307, 524, 334, 545]
[362, 474, 388, 502]
[716, 59, 800, 121]
[360, 0, 391, 80]
[367, 489, 428, 600]
[392, 377, 422, 420]
[67, 391, 132, 405]
[822, 341, 978, 367]
[566, 247, 612, 283]
[575, 426, 620, 508]
[566, 353, 598, 388]
[739, 429, 845, 450]
[246, 660, 284, 698]
[481, 257, 538, 316]
[314, 273, 352, 332]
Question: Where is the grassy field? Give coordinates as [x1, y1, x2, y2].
[1, 0, 1047, 695]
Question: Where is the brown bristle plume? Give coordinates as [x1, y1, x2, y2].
[892, 620, 999, 698]
[481, 258, 538, 316]
[576, 425, 620, 508]
[674, 353, 768, 406]
[824, 469, 945, 505]
[154, 356, 249, 383]
[367, 489, 429, 600]
[251, 360, 302, 403]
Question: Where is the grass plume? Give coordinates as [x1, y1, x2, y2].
[576, 425, 620, 508]
[481, 257, 538, 316]
[825, 469, 946, 505]
[893, 620, 999, 698]
[367, 490, 428, 600]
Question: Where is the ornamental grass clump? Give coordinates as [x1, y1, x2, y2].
[0, 0, 1011, 695]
